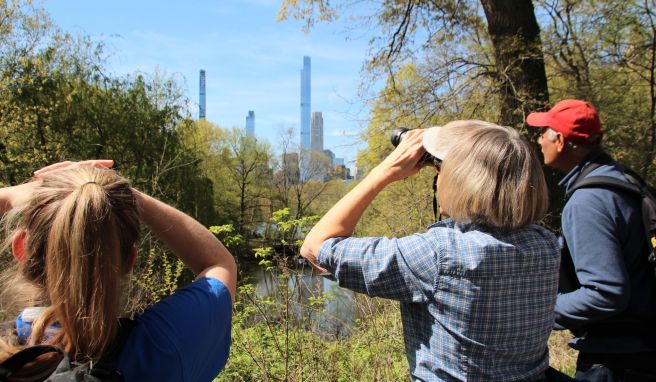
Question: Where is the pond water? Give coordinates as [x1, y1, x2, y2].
[250, 266, 356, 337]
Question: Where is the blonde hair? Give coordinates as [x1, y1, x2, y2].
[437, 120, 548, 229]
[0, 166, 140, 377]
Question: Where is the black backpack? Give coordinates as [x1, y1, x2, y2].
[558, 152, 656, 293]
[0, 318, 135, 382]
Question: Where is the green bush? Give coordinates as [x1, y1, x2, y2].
[217, 280, 408, 382]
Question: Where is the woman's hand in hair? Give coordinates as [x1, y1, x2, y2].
[373, 128, 427, 184]
[33, 159, 114, 178]
[0, 182, 39, 213]
[1, 160, 114, 214]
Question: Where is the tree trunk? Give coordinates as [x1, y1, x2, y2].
[480, 0, 550, 131]
[480, 0, 562, 229]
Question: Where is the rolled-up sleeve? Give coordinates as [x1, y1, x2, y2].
[317, 234, 438, 303]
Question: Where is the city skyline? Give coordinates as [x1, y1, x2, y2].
[40, 1, 373, 171]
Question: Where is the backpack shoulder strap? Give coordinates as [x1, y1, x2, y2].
[0, 318, 137, 382]
[570, 175, 642, 196]
[88, 318, 137, 380]
[566, 151, 614, 198]
[0, 345, 64, 381]
[572, 170, 656, 266]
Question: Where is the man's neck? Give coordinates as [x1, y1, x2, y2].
[555, 145, 598, 173]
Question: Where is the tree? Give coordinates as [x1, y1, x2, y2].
[538, 0, 656, 181]
[279, 0, 549, 130]
[0, 0, 223, 302]
[271, 127, 334, 219]
[221, 128, 273, 236]
[479, 0, 549, 129]
[279, 0, 569, 227]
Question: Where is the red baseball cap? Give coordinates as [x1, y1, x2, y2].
[526, 99, 602, 144]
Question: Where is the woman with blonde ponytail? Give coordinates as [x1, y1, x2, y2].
[0, 160, 236, 381]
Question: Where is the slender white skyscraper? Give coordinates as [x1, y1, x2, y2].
[199, 70, 206, 120]
[310, 111, 323, 151]
[300, 56, 311, 149]
[245, 110, 255, 135]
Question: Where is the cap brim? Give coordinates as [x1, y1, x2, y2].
[526, 112, 550, 128]
[422, 125, 451, 160]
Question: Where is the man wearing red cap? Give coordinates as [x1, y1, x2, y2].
[527, 100, 656, 381]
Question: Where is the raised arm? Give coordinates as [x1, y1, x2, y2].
[134, 190, 237, 302]
[13, 159, 237, 302]
[300, 129, 427, 270]
[0, 182, 36, 214]
[1, 160, 116, 214]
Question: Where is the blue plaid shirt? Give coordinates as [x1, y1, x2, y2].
[318, 219, 560, 382]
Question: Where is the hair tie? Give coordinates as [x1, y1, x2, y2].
[82, 181, 99, 186]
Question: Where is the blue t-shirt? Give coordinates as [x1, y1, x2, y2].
[114, 277, 232, 381]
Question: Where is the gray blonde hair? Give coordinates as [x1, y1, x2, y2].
[436, 120, 548, 229]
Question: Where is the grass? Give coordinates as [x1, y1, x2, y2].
[548, 330, 578, 376]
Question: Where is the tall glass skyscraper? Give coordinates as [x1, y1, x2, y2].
[310, 111, 323, 151]
[199, 70, 206, 120]
[245, 110, 255, 136]
[300, 56, 311, 149]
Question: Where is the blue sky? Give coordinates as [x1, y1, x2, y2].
[43, 0, 376, 168]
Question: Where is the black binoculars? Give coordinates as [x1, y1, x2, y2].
[390, 127, 439, 165]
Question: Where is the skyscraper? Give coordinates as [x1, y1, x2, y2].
[245, 110, 255, 135]
[199, 69, 206, 120]
[300, 56, 311, 149]
[311, 111, 323, 151]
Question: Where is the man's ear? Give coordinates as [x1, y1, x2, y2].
[123, 246, 138, 275]
[555, 132, 566, 152]
[11, 230, 27, 263]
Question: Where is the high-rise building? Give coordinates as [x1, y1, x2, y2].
[300, 56, 311, 149]
[323, 149, 335, 167]
[199, 70, 206, 120]
[310, 111, 323, 151]
[245, 110, 255, 135]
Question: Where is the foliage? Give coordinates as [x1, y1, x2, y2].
[179, 119, 239, 226]
[218, 293, 409, 382]
[214, 129, 274, 236]
[271, 127, 339, 219]
[0, 1, 637, 378]
[127, 248, 185, 310]
[210, 224, 246, 252]
[537, 0, 656, 182]
[217, 208, 408, 381]
[0, 1, 220, 312]
[280, 0, 549, 129]
[269, 207, 319, 245]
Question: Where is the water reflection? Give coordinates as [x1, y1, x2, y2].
[253, 267, 356, 337]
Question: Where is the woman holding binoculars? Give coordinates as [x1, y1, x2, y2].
[301, 121, 560, 381]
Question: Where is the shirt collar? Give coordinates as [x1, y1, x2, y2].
[558, 145, 606, 194]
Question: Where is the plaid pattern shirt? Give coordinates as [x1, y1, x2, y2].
[318, 219, 560, 382]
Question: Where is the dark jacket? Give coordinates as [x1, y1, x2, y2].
[555, 147, 656, 353]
